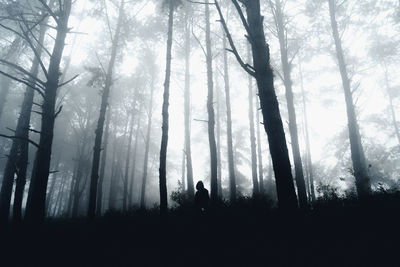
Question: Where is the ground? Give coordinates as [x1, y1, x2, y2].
[1, 193, 399, 266]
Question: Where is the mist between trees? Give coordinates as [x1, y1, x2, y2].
[0, 0, 398, 224]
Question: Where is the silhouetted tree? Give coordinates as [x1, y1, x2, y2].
[216, 0, 298, 210]
[87, 0, 125, 219]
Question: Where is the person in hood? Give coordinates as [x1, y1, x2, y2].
[194, 181, 209, 213]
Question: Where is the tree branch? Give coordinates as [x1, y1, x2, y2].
[214, 0, 255, 77]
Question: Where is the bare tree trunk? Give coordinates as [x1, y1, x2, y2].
[25, 1, 72, 223]
[328, 0, 371, 197]
[273, 0, 307, 208]
[184, 6, 194, 199]
[205, 0, 218, 202]
[108, 136, 118, 210]
[96, 109, 111, 215]
[222, 29, 236, 203]
[52, 172, 67, 217]
[216, 74, 223, 196]
[72, 154, 85, 217]
[123, 113, 135, 211]
[247, 45, 259, 196]
[141, 79, 155, 209]
[159, 0, 176, 215]
[87, 0, 124, 219]
[129, 103, 142, 206]
[299, 61, 315, 202]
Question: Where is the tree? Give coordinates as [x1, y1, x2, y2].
[204, 0, 218, 202]
[268, 0, 307, 208]
[22, 0, 73, 224]
[159, 0, 180, 215]
[247, 44, 259, 196]
[141, 66, 155, 209]
[123, 110, 135, 211]
[298, 60, 316, 202]
[96, 109, 111, 215]
[87, 0, 125, 219]
[328, 0, 371, 197]
[222, 24, 236, 202]
[215, 0, 298, 210]
[0, 18, 48, 224]
[183, 3, 194, 199]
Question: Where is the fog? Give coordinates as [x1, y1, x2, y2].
[0, 0, 398, 221]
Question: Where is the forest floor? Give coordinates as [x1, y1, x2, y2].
[1, 192, 400, 267]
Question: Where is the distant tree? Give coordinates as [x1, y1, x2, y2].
[204, 0, 219, 203]
[369, 36, 400, 146]
[183, 3, 194, 199]
[247, 44, 259, 196]
[0, 37, 23, 126]
[221, 23, 237, 202]
[141, 53, 157, 209]
[298, 60, 316, 202]
[327, 0, 371, 197]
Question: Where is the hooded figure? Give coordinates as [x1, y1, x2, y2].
[194, 181, 210, 212]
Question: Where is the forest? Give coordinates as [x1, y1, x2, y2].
[0, 0, 399, 266]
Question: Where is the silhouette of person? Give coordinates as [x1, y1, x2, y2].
[194, 181, 210, 213]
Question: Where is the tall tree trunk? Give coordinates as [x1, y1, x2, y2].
[218, 0, 298, 209]
[205, 0, 218, 202]
[72, 152, 85, 217]
[108, 136, 118, 210]
[141, 79, 155, 209]
[129, 103, 142, 206]
[222, 29, 236, 203]
[216, 73, 223, 196]
[328, 0, 371, 196]
[256, 96, 264, 193]
[299, 62, 315, 202]
[96, 109, 111, 215]
[159, 0, 175, 214]
[123, 113, 135, 211]
[0, 26, 47, 224]
[87, 0, 124, 219]
[184, 6, 194, 199]
[247, 45, 259, 196]
[25, 1, 72, 223]
[273, 0, 307, 208]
